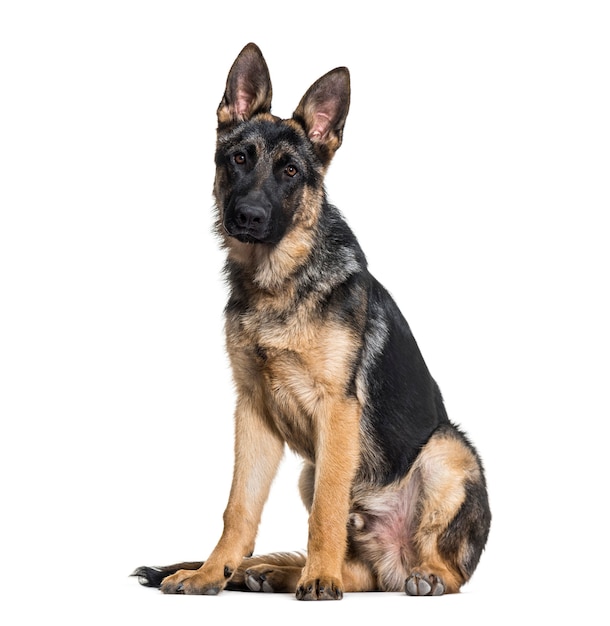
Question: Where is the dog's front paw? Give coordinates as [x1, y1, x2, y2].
[160, 569, 224, 595]
[295, 576, 343, 601]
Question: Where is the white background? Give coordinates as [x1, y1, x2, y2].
[1, 1, 608, 624]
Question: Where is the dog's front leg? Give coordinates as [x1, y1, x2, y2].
[296, 397, 361, 601]
[160, 395, 284, 595]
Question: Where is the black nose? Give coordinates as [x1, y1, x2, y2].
[235, 204, 266, 230]
[225, 194, 271, 242]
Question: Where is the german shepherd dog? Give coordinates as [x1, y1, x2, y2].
[133, 43, 491, 600]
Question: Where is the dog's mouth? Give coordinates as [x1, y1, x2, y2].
[231, 231, 265, 244]
[223, 221, 279, 245]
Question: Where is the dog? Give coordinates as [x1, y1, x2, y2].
[133, 42, 491, 600]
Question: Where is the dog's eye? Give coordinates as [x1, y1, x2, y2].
[234, 152, 246, 165]
[285, 165, 298, 177]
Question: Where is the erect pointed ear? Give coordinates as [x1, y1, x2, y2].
[292, 67, 350, 166]
[217, 43, 273, 127]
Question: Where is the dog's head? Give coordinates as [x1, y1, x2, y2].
[213, 43, 350, 255]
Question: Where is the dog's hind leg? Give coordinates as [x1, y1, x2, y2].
[404, 426, 491, 595]
[349, 425, 490, 596]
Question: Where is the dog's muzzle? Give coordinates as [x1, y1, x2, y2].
[224, 194, 273, 243]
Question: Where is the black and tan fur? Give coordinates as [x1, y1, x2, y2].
[133, 43, 491, 600]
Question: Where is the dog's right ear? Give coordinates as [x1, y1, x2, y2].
[217, 43, 272, 127]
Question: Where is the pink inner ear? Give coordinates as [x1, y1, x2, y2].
[234, 88, 252, 116]
[309, 111, 332, 140]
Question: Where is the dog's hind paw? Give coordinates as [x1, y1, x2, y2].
[245, 569, 276, 593]
[405, 572, 445, 596]
[244, 564, 300, 593]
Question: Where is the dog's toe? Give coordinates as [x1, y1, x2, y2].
[245, 569, 276, 593]
[296, 577, 343, 601]
[405, 572, 445, 596]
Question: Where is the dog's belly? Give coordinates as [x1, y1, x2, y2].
[348, 481, 420, 592]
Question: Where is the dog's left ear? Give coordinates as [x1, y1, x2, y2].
[293, 67, 350, 166]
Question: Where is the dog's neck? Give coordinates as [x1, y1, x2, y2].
[222, 228, 317, 297]
[222, 202, 365, 302]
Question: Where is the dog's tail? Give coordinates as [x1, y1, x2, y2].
[131, 562, 203, 588]
[132, 552, 308, 591]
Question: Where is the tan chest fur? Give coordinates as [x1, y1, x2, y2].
[225, 294, 360, 460]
